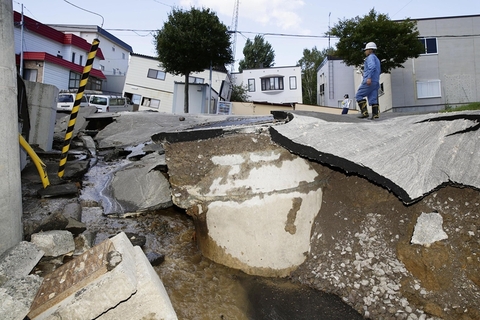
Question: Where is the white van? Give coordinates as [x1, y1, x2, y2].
[88, 95, 134, 113]
[56, 93, 89, 112]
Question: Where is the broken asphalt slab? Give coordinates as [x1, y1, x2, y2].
[269, 110, 480, 204]
[91, 112, 275, 149]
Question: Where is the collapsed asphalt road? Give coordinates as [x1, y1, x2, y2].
[13, 109, 480, 319]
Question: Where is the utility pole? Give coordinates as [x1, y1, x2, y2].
[328, 12, 331, 50]
[0, 0, 23, 255]
[230, 0, 240, 73]
[20, 3, 24, 77]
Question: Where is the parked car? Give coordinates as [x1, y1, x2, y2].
[88, 95, 134, 113]
[56, 93, 89, 112]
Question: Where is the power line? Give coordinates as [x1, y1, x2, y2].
[63, 0, 104, 28]
[104, 28, 333, 40]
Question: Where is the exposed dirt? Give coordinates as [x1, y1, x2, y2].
[164, 131, 480, 320]
[291, 164, 480, 320]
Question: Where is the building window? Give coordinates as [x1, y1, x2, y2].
[418, 37, 438, 54]
[112, 46, 115, 52]
[261, 77, 284, 91]
[188, 76, 204, 84]
[122, 53, 126, 59]
[147, 68, 166, 80]
[289, 76, 297, 90]
[86, 77, 102, 91]
[248, 79, 255, 92]
[150, 99, 160, 109]
[379, 83, 385, 96]
[113, 68, 116, 75]
[130, 94, 141, 105]
[79, 55, 83, 66]
[319, 83, 325, 96]
[69, 72, 81, 89]
[71, 52, 76, 63]
[100, 65, 105, 71]
[142, 97, 161, 109]
[416, 80, 441, 98]
[24, 69, 38, 82]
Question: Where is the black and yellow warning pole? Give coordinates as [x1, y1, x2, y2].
[58, 38, 100, 178]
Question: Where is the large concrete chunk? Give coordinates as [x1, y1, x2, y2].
[163, 133, 324, 277]
[98, 246, 177, 320]
[270, 111, 480, 204]
[411, 212, 448, 247]
[0, 241, 44, 283]
[0, 241, 44, 320]
[109, 153, 172, 216]
[80, 153, 172, 217]
[30, 230, 75, 257]
[0, 275, 43, 320]
[28, 232, 177, 320]
[28, 233, 137, 319]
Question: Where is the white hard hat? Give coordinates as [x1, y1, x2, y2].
[363, 42, 377, 50]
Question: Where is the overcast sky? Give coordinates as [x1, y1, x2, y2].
[13, 0, 480, 72]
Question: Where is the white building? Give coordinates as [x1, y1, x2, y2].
[317, 56, 356, 108]
[123, 53, 230, 114]
[49, 24, 132, 94]
[13, 11, 106, 91]
[231, 66, 302, 104]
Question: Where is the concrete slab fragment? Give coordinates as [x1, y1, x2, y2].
[37, 183, 78, 198]
[411, 212, 448, 247]
[28, 233, 138, 320]
[97, 246, 177, 320]
[0, 275, 43, 320]
[0, 241, 44, 283]
[109, 153, 172, 216]
[30, 230, 75, 257]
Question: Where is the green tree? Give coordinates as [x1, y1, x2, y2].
[328, 9, 425, 73]
[297, 47, 331, 105]
[238, 35, 275, 72]
[155, 7, 233, 113]
[230, 84, 249, 102]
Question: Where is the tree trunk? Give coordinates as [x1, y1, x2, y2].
[184, 74, 189, 113]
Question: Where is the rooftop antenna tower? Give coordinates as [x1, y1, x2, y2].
[230, 0, 240, 73]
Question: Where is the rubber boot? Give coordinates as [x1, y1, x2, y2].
[371, 104, 379, 120]
[357, 99, 369, 118]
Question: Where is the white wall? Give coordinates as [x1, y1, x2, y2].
[43, 62, 70, 90]
[233, 66, 302, 104]
[317, 58, 356, 108]
[14, 28, 63, 57]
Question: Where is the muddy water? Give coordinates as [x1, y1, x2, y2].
[136, 208, 250, 320]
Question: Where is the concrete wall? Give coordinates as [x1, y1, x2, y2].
[231, 101, 345, 116]
[25, 81, 58, 152]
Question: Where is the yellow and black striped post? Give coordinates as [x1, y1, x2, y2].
[58, 38, 100, 178]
